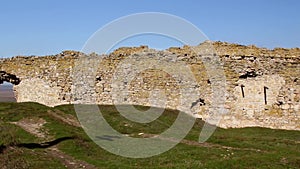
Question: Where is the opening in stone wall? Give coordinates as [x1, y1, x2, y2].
[0, 82, 16, 102]
[0, 71, 21, 102]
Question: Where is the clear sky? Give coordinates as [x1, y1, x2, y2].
[1, 0, 300, 57]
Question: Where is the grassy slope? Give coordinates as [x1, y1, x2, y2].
[0, 102, 299, 169]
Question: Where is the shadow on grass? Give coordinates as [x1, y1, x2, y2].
[0, 136, 75, 153]
[0, 145, 6, 153]
[96, 135, 122, 141]
[17, 136, 75, 149]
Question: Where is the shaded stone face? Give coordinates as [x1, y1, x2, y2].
[0, 41, 299, 130]
[0, 71, 21, 85]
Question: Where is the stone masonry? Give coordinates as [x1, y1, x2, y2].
[0, 41, 299, 130]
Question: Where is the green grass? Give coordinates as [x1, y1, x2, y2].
[0, 102, 299, 168]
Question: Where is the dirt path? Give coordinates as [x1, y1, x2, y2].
[47, 110, 81, 127]
[141, 133, 265, 152]
[10, 117, 48, 139]
[10, 117, 98, 169]
[47, 147, 97, 169]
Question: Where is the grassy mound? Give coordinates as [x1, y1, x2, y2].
[0, 102, 299, 168]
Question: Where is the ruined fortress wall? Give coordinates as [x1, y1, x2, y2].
[0, 42, 299, 130]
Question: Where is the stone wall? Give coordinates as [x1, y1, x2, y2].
[0, 41, 299, 130]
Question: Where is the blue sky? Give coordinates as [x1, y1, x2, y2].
[1, 0, 300, 57]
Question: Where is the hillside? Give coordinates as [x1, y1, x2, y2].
[0, 102, 299, 168]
